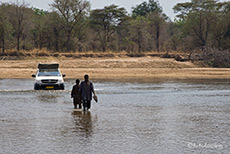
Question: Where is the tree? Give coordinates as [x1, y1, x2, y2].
[32, 8, 47, 49]
[89, 5, 127, 51]
[132, 0, 166, 52]
[10, 0, 28, 51]
[173, 0, 229, 48]
[211, 2, 230, 49]
[116, 17, 133, 52]
[47, 12, 65, 51]
[0, 3, 10, 54]
[51, 0, 90, 52]
[147, 11, 166, 51]
[129, 16, 150, 52]
[132, 0, 162, 18]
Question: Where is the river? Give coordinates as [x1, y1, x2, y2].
[0, 79, 229, 154]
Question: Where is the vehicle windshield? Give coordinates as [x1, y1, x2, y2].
[38, 69, 61, 76]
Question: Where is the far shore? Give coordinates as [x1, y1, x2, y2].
[0, 56, 230, 81]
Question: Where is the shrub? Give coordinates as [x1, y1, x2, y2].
[6, 50, 26, 56]
[126, 53, 145, 57]
[35, 50, 50, 57]
[191, 48, 230, 68]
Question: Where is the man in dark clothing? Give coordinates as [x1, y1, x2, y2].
[80, 74, 96, 111]
[71, 79, 81, 109]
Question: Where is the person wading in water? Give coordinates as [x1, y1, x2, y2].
[71, 79, 82, 109]
[80, 74, 96, 111]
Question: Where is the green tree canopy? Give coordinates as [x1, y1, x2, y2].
[90, 5, 127, 51]
[132, 0, 162, 18]
[173, 0, 230, 48]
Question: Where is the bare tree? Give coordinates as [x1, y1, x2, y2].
[51, 0, 90, 52]
[0, 3, 8, 54]
[147, 11, 166, 52]
[12, 0, 28, 51]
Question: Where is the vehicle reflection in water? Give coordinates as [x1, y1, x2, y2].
[36, 93, 59, 103]
[72, 111, 93, 138]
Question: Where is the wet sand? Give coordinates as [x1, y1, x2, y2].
[0, 57, 230, 80]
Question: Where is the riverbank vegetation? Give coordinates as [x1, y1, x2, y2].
[0, 0, 230, 67]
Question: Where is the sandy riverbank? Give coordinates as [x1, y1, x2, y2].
[0, 56, 230, 80]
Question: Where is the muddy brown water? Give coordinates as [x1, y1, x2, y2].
[0, 79, 229, 154]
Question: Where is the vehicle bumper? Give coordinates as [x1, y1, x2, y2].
[34, 83, 65, 90]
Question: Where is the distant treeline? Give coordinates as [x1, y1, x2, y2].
[0, 0, 230, 54]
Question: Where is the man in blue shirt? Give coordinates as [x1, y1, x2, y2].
[80, 74, 96, 111]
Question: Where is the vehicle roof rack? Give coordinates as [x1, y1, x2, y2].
[38, 63, 59, 69]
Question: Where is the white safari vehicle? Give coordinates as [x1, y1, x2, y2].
[32, 63, 66, 90]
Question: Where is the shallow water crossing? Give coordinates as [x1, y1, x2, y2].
[0, 79, 229, 154]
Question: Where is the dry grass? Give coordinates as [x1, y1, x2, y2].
[0, 49, 191, 59]
[3, 49, 27, 57]
[0, 48, 229, 79]
[26, 49, 51, 57]
[0, 49, 194, 66]
[1, 49, 229, 80]
[0, 57, 230, 79]
[1, 49, 51, 58]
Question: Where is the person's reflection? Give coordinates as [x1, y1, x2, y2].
[72, 111, 93, 138]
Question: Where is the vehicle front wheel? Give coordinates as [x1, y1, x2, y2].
[34, 84, 40, 90]
[60, 84, 65, 90]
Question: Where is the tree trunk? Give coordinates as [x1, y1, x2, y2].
[66, 28, 73, 52]
[201, 38, 206, 47]
[100, 32, 107, 52]
[156, 25, 160, 52]
[2, 37, 5, 55]
[17, 35, 20, 51]
[39, 44, 42, 50]
[54, 27, 59, 52]
[66, 34, 71, 52]
[103, 35, 107, 52]
[55, 39, 59, 52]
[101, 37, 107, 52]
[39, 34, 42, 50]
[137, 28, 142, 52]
[102, 44, 106, 52]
